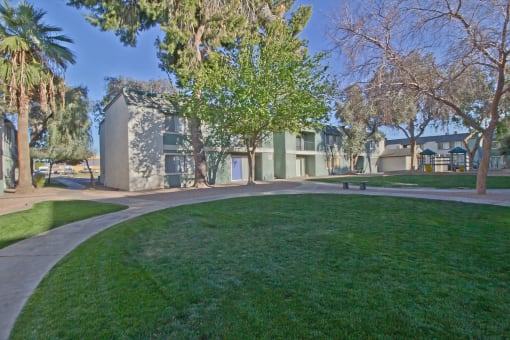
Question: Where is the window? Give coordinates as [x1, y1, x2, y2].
[326, 134, 340, 146]
[327, 135, 334, 145]
[165, 155, 194, 174]
[296, 136, 303, 151]
[4, 125, 13, 144]
[165, 115, 186, 133]
[454, 141, 463, 148]
[440, 142, 450, 150]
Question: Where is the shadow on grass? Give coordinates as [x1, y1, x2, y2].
[0, 200, 127, 249]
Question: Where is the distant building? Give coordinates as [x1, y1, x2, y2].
[0, 115, 18, 195]
[380, 132, 504, 172]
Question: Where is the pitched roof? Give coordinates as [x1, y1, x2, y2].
[379, 148, 420, 158]
[449, 146, 467, 153]
[386, 132, 471, 146]
[420, 148, 437, 155]
[105, 88, 177, 114]
[324, 126, 342, 136]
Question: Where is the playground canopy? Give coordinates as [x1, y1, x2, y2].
[448, 146, 467, 171]
[420, 149, 437, 172]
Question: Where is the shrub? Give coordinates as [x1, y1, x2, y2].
[33, 173, 46, 188]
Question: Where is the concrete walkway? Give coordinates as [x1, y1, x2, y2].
[0, 180, 509, 339]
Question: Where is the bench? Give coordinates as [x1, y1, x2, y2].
[341, 181, 368, 190]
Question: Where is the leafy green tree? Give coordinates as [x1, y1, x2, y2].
[29, 77, 66, 149]
[197, 9, 329, 184]
[31, 86, 93, 184]
[68, 0, 282, 187]
[0, 1, 75, 193]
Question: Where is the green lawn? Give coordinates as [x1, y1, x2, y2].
[311, 173, 510, 189]
[11, 195, 510, 338]
[0, 200, 127, 249]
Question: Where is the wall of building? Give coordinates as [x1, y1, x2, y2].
[273, 132, 287, 178]
[102, 98, 130, 190]
[1, 118, 17, 194]
[255, 151, 275, 181]
[205, 151, 230, 185]
[311, 131, 329, 177]
[127, 106, 165, 191]
[379, 156, 409, 172]
[99, 123, 105, 183]
[0, 119, 4, 195]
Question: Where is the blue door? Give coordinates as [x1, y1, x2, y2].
[232, 157, 243, 181]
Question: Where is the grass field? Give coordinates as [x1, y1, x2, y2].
[11, 195, 510, 338]
[0, 200, 127, 249]
[311, 173, 510, 189]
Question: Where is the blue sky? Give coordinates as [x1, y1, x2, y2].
[29, 0, 341, 152]
[35, 0, 339, 101]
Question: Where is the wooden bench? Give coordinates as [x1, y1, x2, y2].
[341, 181, 368, 190]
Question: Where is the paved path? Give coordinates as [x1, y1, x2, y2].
[0, 180, 509, 339]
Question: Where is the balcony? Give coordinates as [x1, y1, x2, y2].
[295, 140, 316, 151]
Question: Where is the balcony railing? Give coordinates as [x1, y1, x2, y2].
[296, 141, 316, 151]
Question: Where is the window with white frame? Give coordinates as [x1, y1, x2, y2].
[165, 155, 194, 174]
[296, 136, 303, 151]
[4, 125, 13, 144]
[440, 142, 450, 150]
[165, 115, 186, 133]
[454, 141, 463, 148]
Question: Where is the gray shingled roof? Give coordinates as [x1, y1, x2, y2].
[122, 88, 177, 114]
[386, 132, 470, 146]
[379, 148, 419, 158]
[324, 126, 342, 135]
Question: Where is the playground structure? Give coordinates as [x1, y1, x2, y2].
[420, 147, 467, 173]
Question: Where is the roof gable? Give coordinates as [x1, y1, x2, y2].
[380, 148, 419, 158]
[386, 132, 471, 146]
[105, 88, 178, 114]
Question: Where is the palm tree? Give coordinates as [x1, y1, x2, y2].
[0, 0, 75, 193]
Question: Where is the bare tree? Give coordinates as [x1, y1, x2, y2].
[336, 83, 385, 173]
[330, 0, 510, 194]
[367, 57, 450, 171]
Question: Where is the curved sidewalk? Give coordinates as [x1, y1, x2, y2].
[1, 181, 509, 339]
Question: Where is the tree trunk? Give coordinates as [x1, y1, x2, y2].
[350, 154, 359, 173]
[16, 93, 34, 193]
[463, 132, 481, 171]
[85, 159, 96, 188]
[48, 162, 53, 184]
[246, 144, 256, 185]
[190, 115, 208, 188]
[409, 139, 416, 171]
[476, 128, 495, 195]
[476, 57, 506, 195]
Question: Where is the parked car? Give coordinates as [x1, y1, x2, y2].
[37, 166, 49, 174]
[64, 166, 74, 174]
